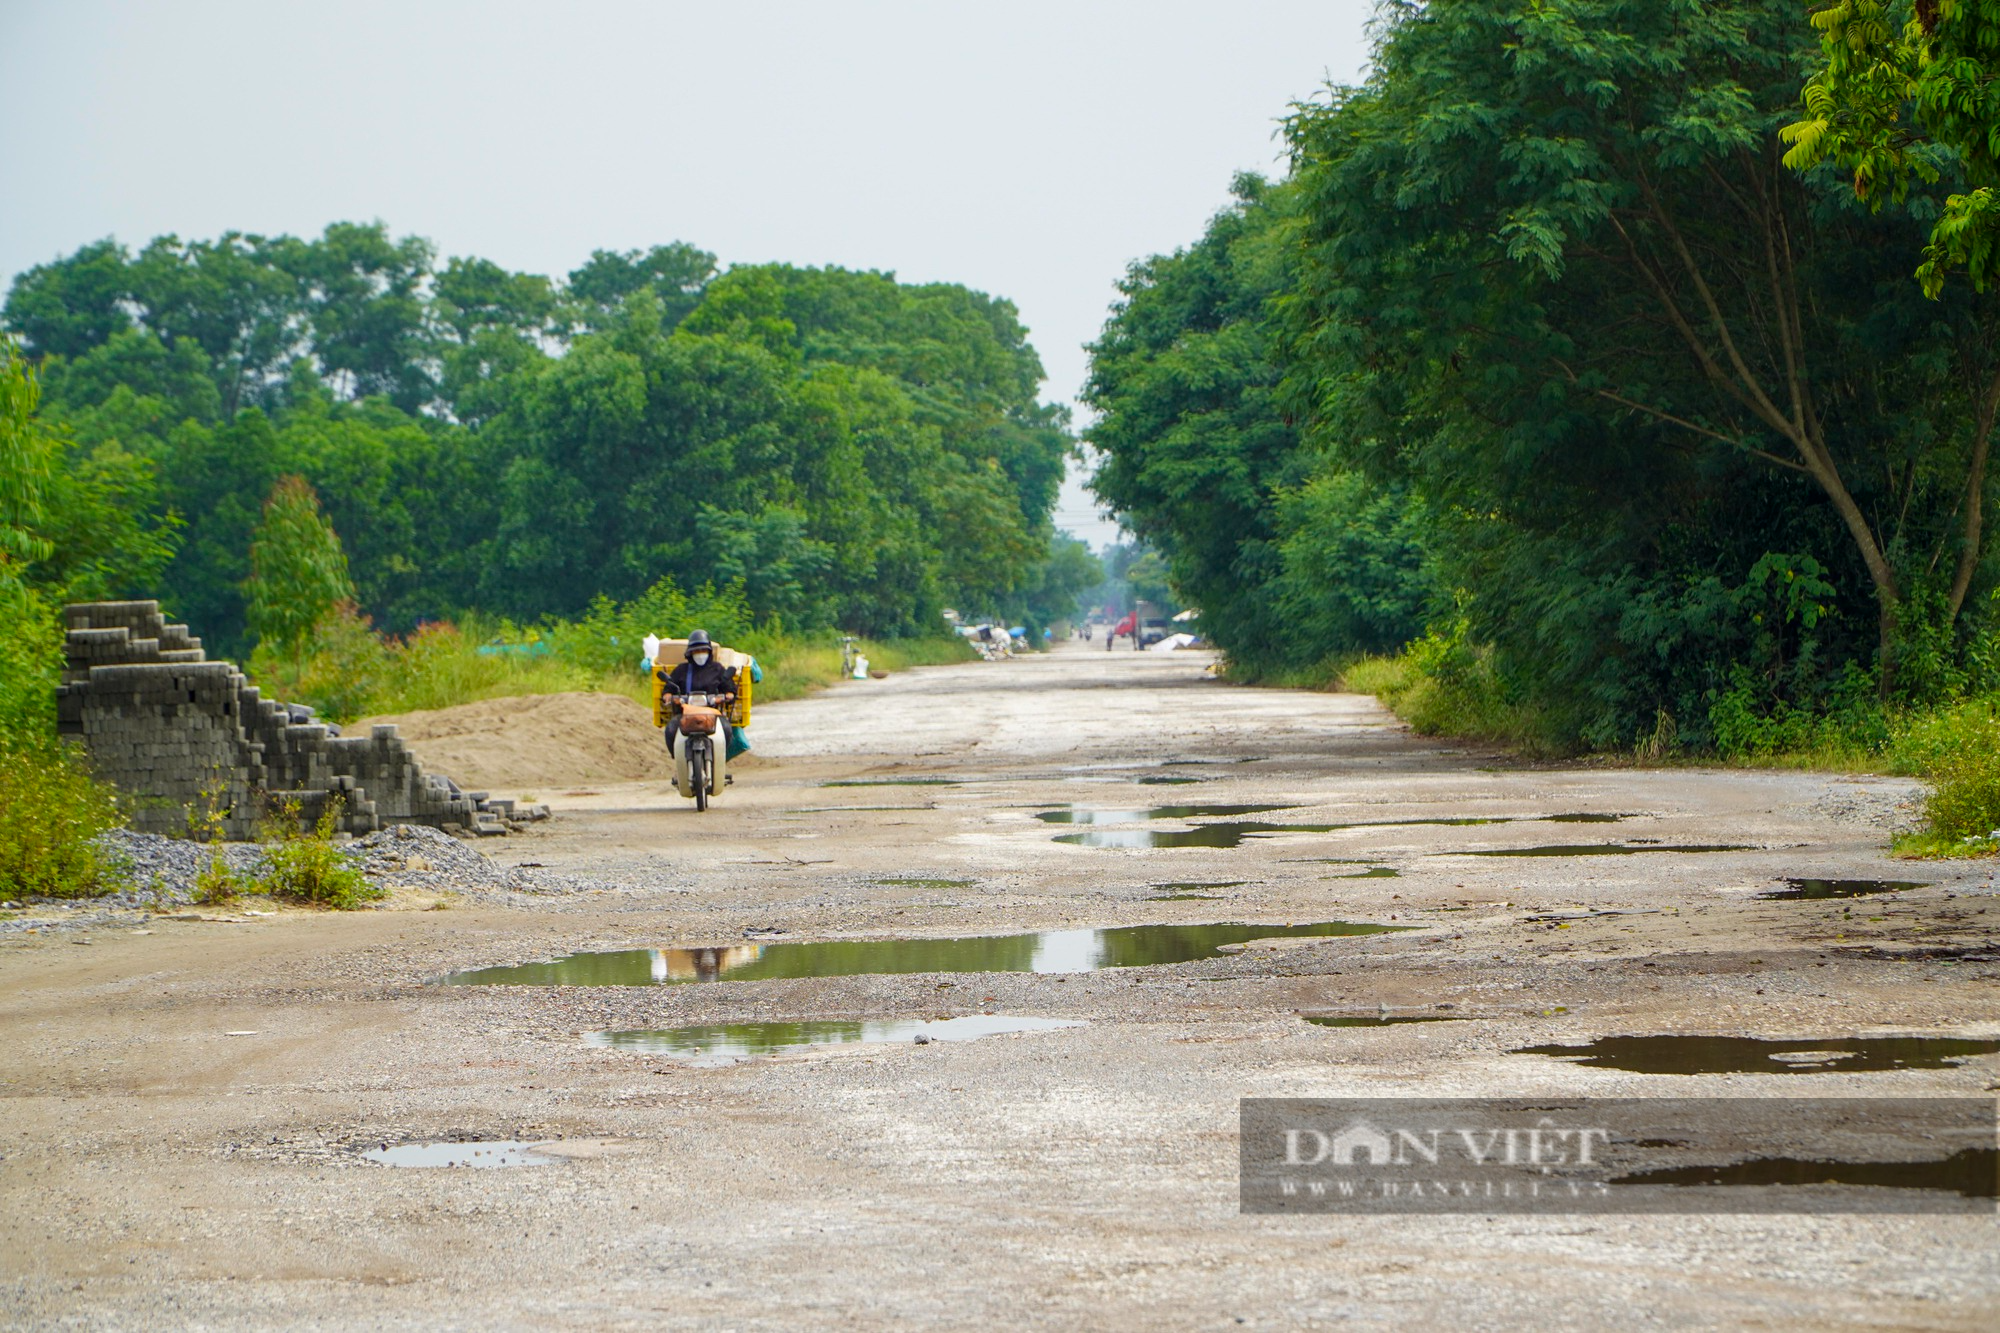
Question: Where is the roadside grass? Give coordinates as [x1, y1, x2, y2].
[1889, 699, 2000, 858]
[252, 579, 977, 722]
[1320, 645, 1999, 859]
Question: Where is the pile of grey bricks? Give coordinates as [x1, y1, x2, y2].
[56, 601, 548, 840]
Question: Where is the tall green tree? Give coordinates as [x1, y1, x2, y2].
[1086, 174, 1432, 668]
[1282, 0, 1997, 727]
[245, 475, 356, 655]
[1783, 0, 2000, 295]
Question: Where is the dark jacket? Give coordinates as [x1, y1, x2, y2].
[660, 656, 736, 698]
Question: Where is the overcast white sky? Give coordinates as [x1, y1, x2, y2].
[0, 0, 1376, 546]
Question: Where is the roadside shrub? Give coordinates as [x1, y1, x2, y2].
[1707, 662, 1890, 767]
[1892, 698, 2000, 854]
[0, 744, 121, 901]
[0, 585, 122, 900]
[254, 799, 379, 909]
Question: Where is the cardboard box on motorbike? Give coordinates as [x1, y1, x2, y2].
[649, 641, 755, 799]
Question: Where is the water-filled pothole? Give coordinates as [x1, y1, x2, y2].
[1512, 1033, 2000, 1074]
[1036, 804, 1292, 824]
[1760, 878, 1930, 900]
[1146, 880, 1246, 901]
[362, 1140, 557, 1168]
[1611, 1147, 1998, 1198]
[821, 778, 962, 788]
[441, 920, 1414, 986]
[1135, 776, 1207, 785]
[1305, 1013, 1467, 1028]
[1326, 866, 1401, 879]
[1470, 844, 1755, 858]
[587, 1015, 1085, 1066]
[1053, 814, 1528, 849]
[1544, 813, 1635, 823]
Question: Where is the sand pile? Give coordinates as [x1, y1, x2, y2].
[353, 691, 670, 791]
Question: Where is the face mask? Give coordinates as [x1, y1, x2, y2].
[692, 653, 710, 666]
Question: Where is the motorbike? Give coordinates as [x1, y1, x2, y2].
[668, 691, 728, 811]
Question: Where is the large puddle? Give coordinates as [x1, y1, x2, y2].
[1611, 1147, 1997, 1199]
[586, 1015, 1084, 1066]
[1514, 1034, 2000, 1074]
[362, 1140, 556, 1169]
[442, 920, 1413, 986]
[1760, 878, 1930, 900]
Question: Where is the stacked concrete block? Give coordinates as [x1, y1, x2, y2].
[58, 601, 546, 840]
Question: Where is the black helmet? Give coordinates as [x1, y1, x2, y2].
[685, 630, 712, 657]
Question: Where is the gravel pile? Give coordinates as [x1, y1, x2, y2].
[351, 824, 499, 880]
[2, 823, 621, 933]
[91, 830, 272, 908]
[349, 824, 574, 898]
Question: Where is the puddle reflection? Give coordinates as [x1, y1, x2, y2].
[442, 920, 1413, 986]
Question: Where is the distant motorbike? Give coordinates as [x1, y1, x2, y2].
[669, 692, 727, 811]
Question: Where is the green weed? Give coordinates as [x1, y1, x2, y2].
[0, 743, 122, 901]
[253, 798, 379, 909]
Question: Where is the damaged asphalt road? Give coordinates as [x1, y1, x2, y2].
[2, 643, 1997, 1329]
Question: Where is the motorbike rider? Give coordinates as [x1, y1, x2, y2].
[657, 629, 737, 759]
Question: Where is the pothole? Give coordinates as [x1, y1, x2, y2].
[1611, 1147, 1997, 1199]
[1511, 1033, 2000, 1074]
[1759, 878, 1931, 900]
[1036, 804, 1294, 825]
[1469, 844, 1756, 858]
[441, 920, 1415, 986]
[1304, 1013, 1468, 1028]
[1055, 816, 1515, 849]
[361, 1140, 558, 1169]
[586, 1015, 1086, 1066]
[1146, 880, 1247, 901]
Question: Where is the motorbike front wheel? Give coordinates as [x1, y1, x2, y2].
[690, 742, 709, 812]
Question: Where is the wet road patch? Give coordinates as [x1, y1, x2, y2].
[1513, 1033, 2000, 1074]
[441, 920, 1414, 986]
[1035, 804, 1293, 824]
[586, 1015, 1085, 1066]
[1146, 880, 1246, 901]
[821, 778, 962, 787]
[1304, 1013, 1467, 1027]
[1469, 843, 1755, 858]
